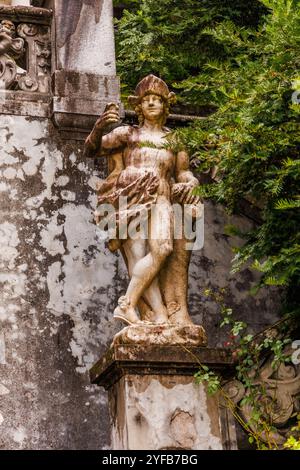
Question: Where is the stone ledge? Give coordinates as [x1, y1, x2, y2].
[0, 90, 51, 118]
[90, 343, 235, 390]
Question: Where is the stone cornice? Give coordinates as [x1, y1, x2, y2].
[90, 344, 234, 390]
[0, 5, 52, 25]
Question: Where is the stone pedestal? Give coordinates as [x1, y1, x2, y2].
[90, 325, 237, 450]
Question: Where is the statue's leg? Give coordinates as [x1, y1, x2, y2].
[122, 238, 169, 323]
[143, 277, 169, 323]
[122, 237, 149, 317]
[113, 235, 146, 325]
[114, 198, 172, 324]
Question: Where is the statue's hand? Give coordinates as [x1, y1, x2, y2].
[184, 185, 202, 205]
[84, 103, 121, 157]
[172, 182, 202, 205]
[94, 102, 120, 134]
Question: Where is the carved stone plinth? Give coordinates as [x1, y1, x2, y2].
[113, 324, 207, 348]
[90, 326, 237, 450]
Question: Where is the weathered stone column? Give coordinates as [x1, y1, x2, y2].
[54, 0, 116, 75]
[51, 0, 121, 131]
[90, 325, 237, 450]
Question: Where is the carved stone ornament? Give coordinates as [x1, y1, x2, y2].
[0, 17, 50, 92]
[0, 19, 24, 88]
[84, 75, 205, 332]
[17, 22, 50, 93]
[223, 346, 300, 446]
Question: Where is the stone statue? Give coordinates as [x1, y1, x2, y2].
[84, 75, 204, 327]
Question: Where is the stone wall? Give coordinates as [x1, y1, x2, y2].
[0, 113, 281, 449]
[0, 115, 112, 449]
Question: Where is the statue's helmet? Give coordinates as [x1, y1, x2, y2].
[128, 74, 176, 107]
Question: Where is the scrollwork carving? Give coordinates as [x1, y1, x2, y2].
[17, 23, 39, 38]
[0, 17, 50, 92]
[36, 41, 51, 73]
[17, 22, 50, 93]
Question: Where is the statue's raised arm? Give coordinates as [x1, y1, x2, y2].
[83, 103, 130, 158]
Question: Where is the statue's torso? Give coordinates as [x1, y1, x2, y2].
[120, 126, 175, 198]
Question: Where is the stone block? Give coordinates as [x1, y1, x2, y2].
[90, 326, 237, 450]
[51, 70, 122, 131]
[109, 374, 225, 450]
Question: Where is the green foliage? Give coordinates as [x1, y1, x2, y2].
[284, 434, 300, 450]
[179, 1, 300, 308]
[283, 414, 300, 449]
[115, 0, 266, 99]
[202, 288, 296, 449]
[194, 365, 220, 395]
[116, 1, 300, 448]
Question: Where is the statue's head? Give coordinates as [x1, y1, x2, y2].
[128, 75, 176, 126]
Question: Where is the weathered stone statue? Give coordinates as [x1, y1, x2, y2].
[84, 75, 204, 328]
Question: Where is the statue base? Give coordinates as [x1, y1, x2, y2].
[90, 324, 237, 450]
[113, 323, 207, 347]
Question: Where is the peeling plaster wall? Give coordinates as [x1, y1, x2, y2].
[0, 115, 121, 449]
[0, 115, 281, 449]
[111, 375, 223, 450]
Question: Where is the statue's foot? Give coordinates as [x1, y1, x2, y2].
[151, 313, 169, 325]
[169, 317, 194, 326]
[168, 311, 194, 325]
[113, 307, 141, 326]
[167, 302, 194, 325]
[113, 296, 141, 326]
